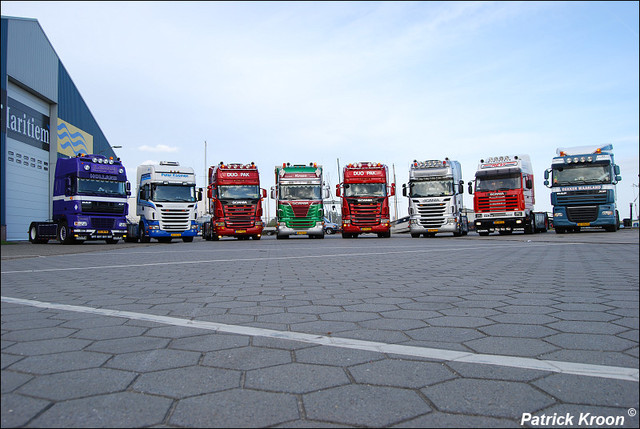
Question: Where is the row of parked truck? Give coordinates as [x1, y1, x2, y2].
[27, 144, 623, 244]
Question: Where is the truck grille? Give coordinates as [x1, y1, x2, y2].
[283, 204, 315, 228]
[476, 194, 519, 212]
[415, 198, 448, 228]
[349, 201, 382, 227]
[555, 190, 608, 206]
[223, 204, 255, 228]
[567, 206, 598, 223]
[160, 207, 192, 231]
[91, 217, 115, 229]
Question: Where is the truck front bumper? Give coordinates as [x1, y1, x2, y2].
[214, 225, 264, 237]
[474, 218, 526, 232]
[277, 224, 324, 237]
[70, 229, 127, 240]
[341, 222, 390, 234]
[148, 229, 198, 238]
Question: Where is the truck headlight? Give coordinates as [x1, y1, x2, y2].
[601, 210, 613, 216]
[74, 221, 88, 227]
[118, 222, 127, 228]
[554, 212, 564, 217]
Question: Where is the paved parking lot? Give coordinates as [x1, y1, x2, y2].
[2, 229, 638, 427]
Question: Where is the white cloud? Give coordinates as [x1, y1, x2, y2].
[138, 145, 178, 153]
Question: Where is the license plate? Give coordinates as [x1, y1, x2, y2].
[361, 227, 372, 231]
[428, 229, 439, 232]
[98, 230, 109, 234]
[296, 231, 307, 235]
[577, 222, 590, 227]
[171, 233, 181, 237]
[236, 230, 246, 233]
[493, 221, 505, 224]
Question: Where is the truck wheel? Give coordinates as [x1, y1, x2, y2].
[478, 231, 489, 236]
[276, 234, 288, 240]
[105, 238, 119, 244]
[29, 224, 48, 244]
[182, 237, 194, 242]
[410, 233, 421, 238]
[252, 235, 261, 240]
[58, 222, 74, 245]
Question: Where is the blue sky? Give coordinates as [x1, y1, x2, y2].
[2, 1, 639, 218]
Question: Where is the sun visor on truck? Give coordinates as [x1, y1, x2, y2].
[475, 167, 521, 177]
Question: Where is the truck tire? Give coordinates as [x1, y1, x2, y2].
[29, 224, 48, 244]
[182, 237, 194, 242]
[105, 238, 119, 244]
[411, 233, 421, 238]
[58, 221, 74, 245]
[252, 235, 261, 240]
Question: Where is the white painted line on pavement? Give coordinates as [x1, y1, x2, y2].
[2, 296, 637, 383]
[1, 242, 558, 274]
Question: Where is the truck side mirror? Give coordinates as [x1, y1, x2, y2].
[389, 183, 396, 197]
[526, 179, 533, 189]
[614, 165, 620, 175]
[270, 187, 276, 200]
[261, 188, 267, 198]
[323, 187, 330, 199]
[615, 175, 622, 182]
[126, 181, 131, 196]
[544, 169, 549, 180]
[468, 181, 474, 195]
[335, 184, 341, 198]
[402, 183, 407, 197]
[458, 183, 464, 194]
[197, 188, 203, 201]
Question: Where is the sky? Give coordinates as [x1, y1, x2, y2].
[2, 1, 639, 220]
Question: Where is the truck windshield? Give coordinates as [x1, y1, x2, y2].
[152, 184, 196, 202]
[344, 183, 386, 197]
[411, 180, 453, 197]
[476, 174, 521, 192]
[552, 164, 610, 186]
[77, 179, 126, 197]
[218, 185, 260, 199]
[279, 185, 322, 200]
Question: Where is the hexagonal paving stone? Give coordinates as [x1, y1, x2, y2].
[1, 393, 50, 427]
[28, 391, 171, 427]
[349, 359, 456, 388]
[16, 368, 136, 401]
[545, 333, 636, 351]
[406, 326, 485, 343]
[304, 384, 430, 427]
[393, 411, 517, 428]
[245, 362, 349, 393]
[423, 379, 555, 418]
[133, 366, 240, 397]
[8, 350, 110, 374]
[533, 373, 639, 407]
[464, 337, 558, 357]
[170, 333, 250, 352]
[171, 389, 299, 427]
[202, 346, 292, 370]
[106, 348, 201, 372]
[295, 345, 384, 367]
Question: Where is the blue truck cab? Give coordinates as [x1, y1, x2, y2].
[544, 144, 621, 233]
[28, 154, 131, 244]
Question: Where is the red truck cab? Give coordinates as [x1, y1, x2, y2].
[336, 162, 395, 238]
[203, 162, 266, 240]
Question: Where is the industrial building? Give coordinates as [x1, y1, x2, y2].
[1, 15, 117, 241]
